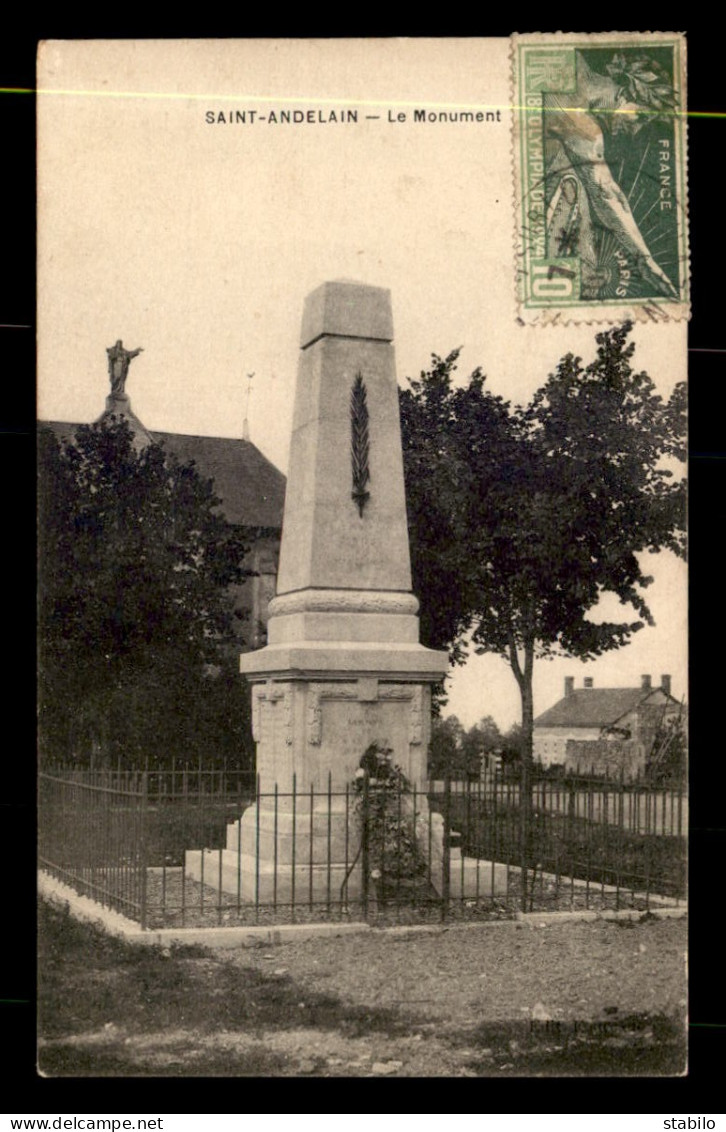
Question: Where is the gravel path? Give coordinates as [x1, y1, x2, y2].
[225, 915, 687, 1027]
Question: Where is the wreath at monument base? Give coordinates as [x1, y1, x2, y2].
[352, 743, 434, 905]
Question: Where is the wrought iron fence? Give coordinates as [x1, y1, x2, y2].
[39, 766, 687, 930]
[39, 769, 149, 926]
[437, 769, 687, 912]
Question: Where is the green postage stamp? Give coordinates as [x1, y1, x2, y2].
[513, 32, 688, 323]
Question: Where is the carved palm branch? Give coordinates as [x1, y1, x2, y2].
[350, 373, 371, 517]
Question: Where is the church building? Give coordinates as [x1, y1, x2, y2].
[39, 346, 287, 652]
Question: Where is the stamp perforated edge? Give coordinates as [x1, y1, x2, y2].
[510, 30, 690, 327]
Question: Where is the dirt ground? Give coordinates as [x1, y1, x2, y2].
[230, 916, 687, 1025]
[215, 915, 688, 1076]
[38, 903, 687, 1077]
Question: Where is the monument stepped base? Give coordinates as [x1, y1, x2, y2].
[184, 848, 364, 904]
[184, 844, 508, 904]
[445, 851, 508, 898]
[184, 800, 508, 905]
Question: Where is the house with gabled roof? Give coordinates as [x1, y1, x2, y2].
[533, 674, 682, 776]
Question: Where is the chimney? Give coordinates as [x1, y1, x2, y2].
[564, 677, 574, 697]
[661, 674, 672, 695]
[583, 677, 594, 689]
[641, 674, 652, 690]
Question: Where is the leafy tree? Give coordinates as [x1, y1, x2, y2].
[429, 715, 502, 780]
[646, 712, 688, 786]
[38, 417, 253, 768]
[400, 324, 686, 775]
[461, 715, 502, 768]
[428, 715, 465, 779]
[399, 350, 514, 668]
[500, 723, 526, 768]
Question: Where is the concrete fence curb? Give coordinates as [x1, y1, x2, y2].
[515, 906, 686, 925]
[38, 871, 686, 950]
[38, 872, 372, 948]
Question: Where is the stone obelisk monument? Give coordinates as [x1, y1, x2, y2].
[187, 281, 504, 901]
[241, 279, 448, 794]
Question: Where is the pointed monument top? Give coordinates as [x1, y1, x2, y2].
[241, 280, 448, 688]
[300, 280, 394, 348]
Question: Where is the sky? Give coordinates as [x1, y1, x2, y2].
[37, 38, 688, 730]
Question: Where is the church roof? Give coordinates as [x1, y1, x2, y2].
[39, 420, 286, 530]
[153, 430, 285, 528]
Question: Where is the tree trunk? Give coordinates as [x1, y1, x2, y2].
[520, 643, 535, 909]
[520, 663, 534, 769]
[506, 634, 535, 768]
[508, 635, 535, 911]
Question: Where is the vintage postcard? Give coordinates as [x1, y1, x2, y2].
[37, 36, 687, 1079]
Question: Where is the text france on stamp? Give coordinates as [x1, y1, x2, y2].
[512, 32, 688, 324]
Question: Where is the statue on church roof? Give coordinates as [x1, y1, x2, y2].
[107, 339, 143, 397]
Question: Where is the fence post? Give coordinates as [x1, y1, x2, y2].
[412, 781, 419, 905]
[291, 772, 297, 921]
[255, 772, 261, 920]
[395, 773, 403, 914]
[343, 781, 350, 914]
[520, 758, 531, 914]
[616, 767, 625, 909]
[361, 771, 370, 918]
[326, 771, 332, 913]
[441, 774, 451, 922]
[139, 770, 148, 931]
[309, 781, 315, 911]
[272, 781, 278, 913]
